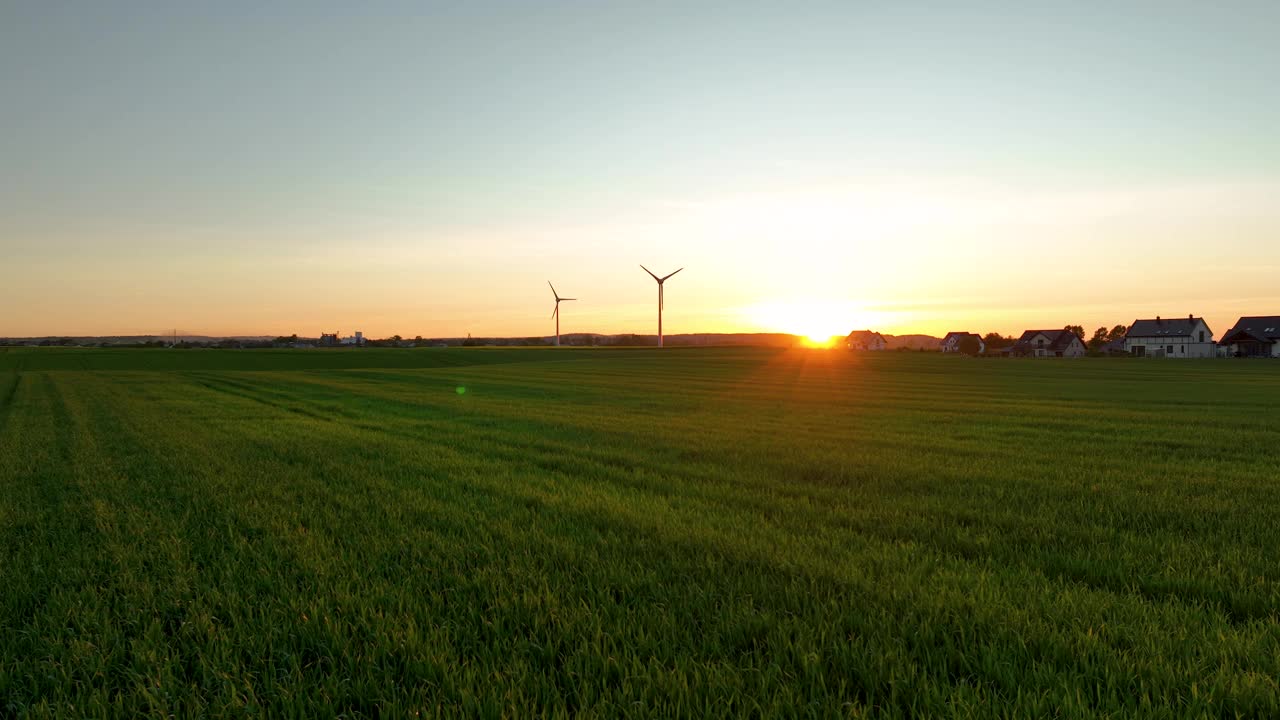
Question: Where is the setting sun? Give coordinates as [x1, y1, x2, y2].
[800, 334, 837, 348]
[742, 300, 884, 346]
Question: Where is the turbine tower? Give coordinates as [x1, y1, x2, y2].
[549, 281, 576, 347]
[640, 265, 683, 348]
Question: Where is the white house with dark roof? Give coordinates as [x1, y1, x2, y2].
[939, 332, 984, 354]
[1010, 329, 1086, 358]
[1124, 315, 1215, 358]
[1219, 316, 1280, 357]
[845, 330, 887, 351]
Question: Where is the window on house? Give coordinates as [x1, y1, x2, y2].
[1167, 345, 1174, 354]
[1180, 345, 1185, 354]
[1199, 331, 1204, 342]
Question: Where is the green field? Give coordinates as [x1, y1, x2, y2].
[2, 347, 1279, 717]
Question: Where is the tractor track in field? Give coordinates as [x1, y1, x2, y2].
[0, 373, 22, 435]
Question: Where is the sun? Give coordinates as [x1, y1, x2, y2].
[745, 300, 880, 347]
[797, 322, 844, 347]
[802, 332, 837, 347]
[791, 315, 844, 346]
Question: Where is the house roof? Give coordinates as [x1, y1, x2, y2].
[846, 330, 884, 341]
[1219, 316, 1280, 344]
[1126, 316, 1209, 338]
[1012, 329, 1081, 352]
[941, 331, 981, 343]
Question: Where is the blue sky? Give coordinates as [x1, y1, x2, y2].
[2, 1, 1278, 337]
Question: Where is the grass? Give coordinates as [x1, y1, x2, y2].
[1, 346, 1279, 717]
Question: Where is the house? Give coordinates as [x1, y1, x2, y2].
[319, 332, 339, 347]
[1010, 329, 1086, 358]
[1218, 316, 1280, 357]
[1124, 315, 1215, 358]
[1099, 338, 1128, 355]
[846, 330, 886, 351]
[940, 332, 985, 354]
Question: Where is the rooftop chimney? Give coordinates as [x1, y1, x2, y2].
[1156, 315, 1162, 324]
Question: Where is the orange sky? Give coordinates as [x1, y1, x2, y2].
[4, 178, 1277, 340]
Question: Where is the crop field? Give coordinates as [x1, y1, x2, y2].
[1, 346, 1279, 717]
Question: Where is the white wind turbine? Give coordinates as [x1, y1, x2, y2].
[640, 265, 683, 348]
[549, 282, 576, 347]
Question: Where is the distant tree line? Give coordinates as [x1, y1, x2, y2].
[982, 333, 1015, 350]
[1087, 325, 1129, 351]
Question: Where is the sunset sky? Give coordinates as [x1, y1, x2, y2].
[3, 2, 1278, 339]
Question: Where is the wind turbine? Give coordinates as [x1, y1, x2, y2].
[640, 265, 683, 347]
[549, 281, 575, 347]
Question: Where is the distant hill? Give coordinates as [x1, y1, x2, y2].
[443, 333, 805, 347]
[636, 333, 800, 347]
[1, 332, 943, 350]
[394, 332, 929, 349]
[883, 334, 942, 350]
[0, 335, 274, 346]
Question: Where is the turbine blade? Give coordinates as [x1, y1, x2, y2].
[640, 264, 660, 281]
[562, 297, 576, 301]
[548, 281, 559, 300]
[552, 304, 558, 318]
[662, 267, 684, 281]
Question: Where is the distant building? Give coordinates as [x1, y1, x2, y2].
[1218, 316, 1280, 357]
[846, 330, 886, 351]
[1124, 315, 1214, 358]
[1010, 329, 1086, 358]
[940, 332, 984, 354]
[319, 332, 339, 347]
[1099, 338, 1128, 355]
[340, 331, 365, 346]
